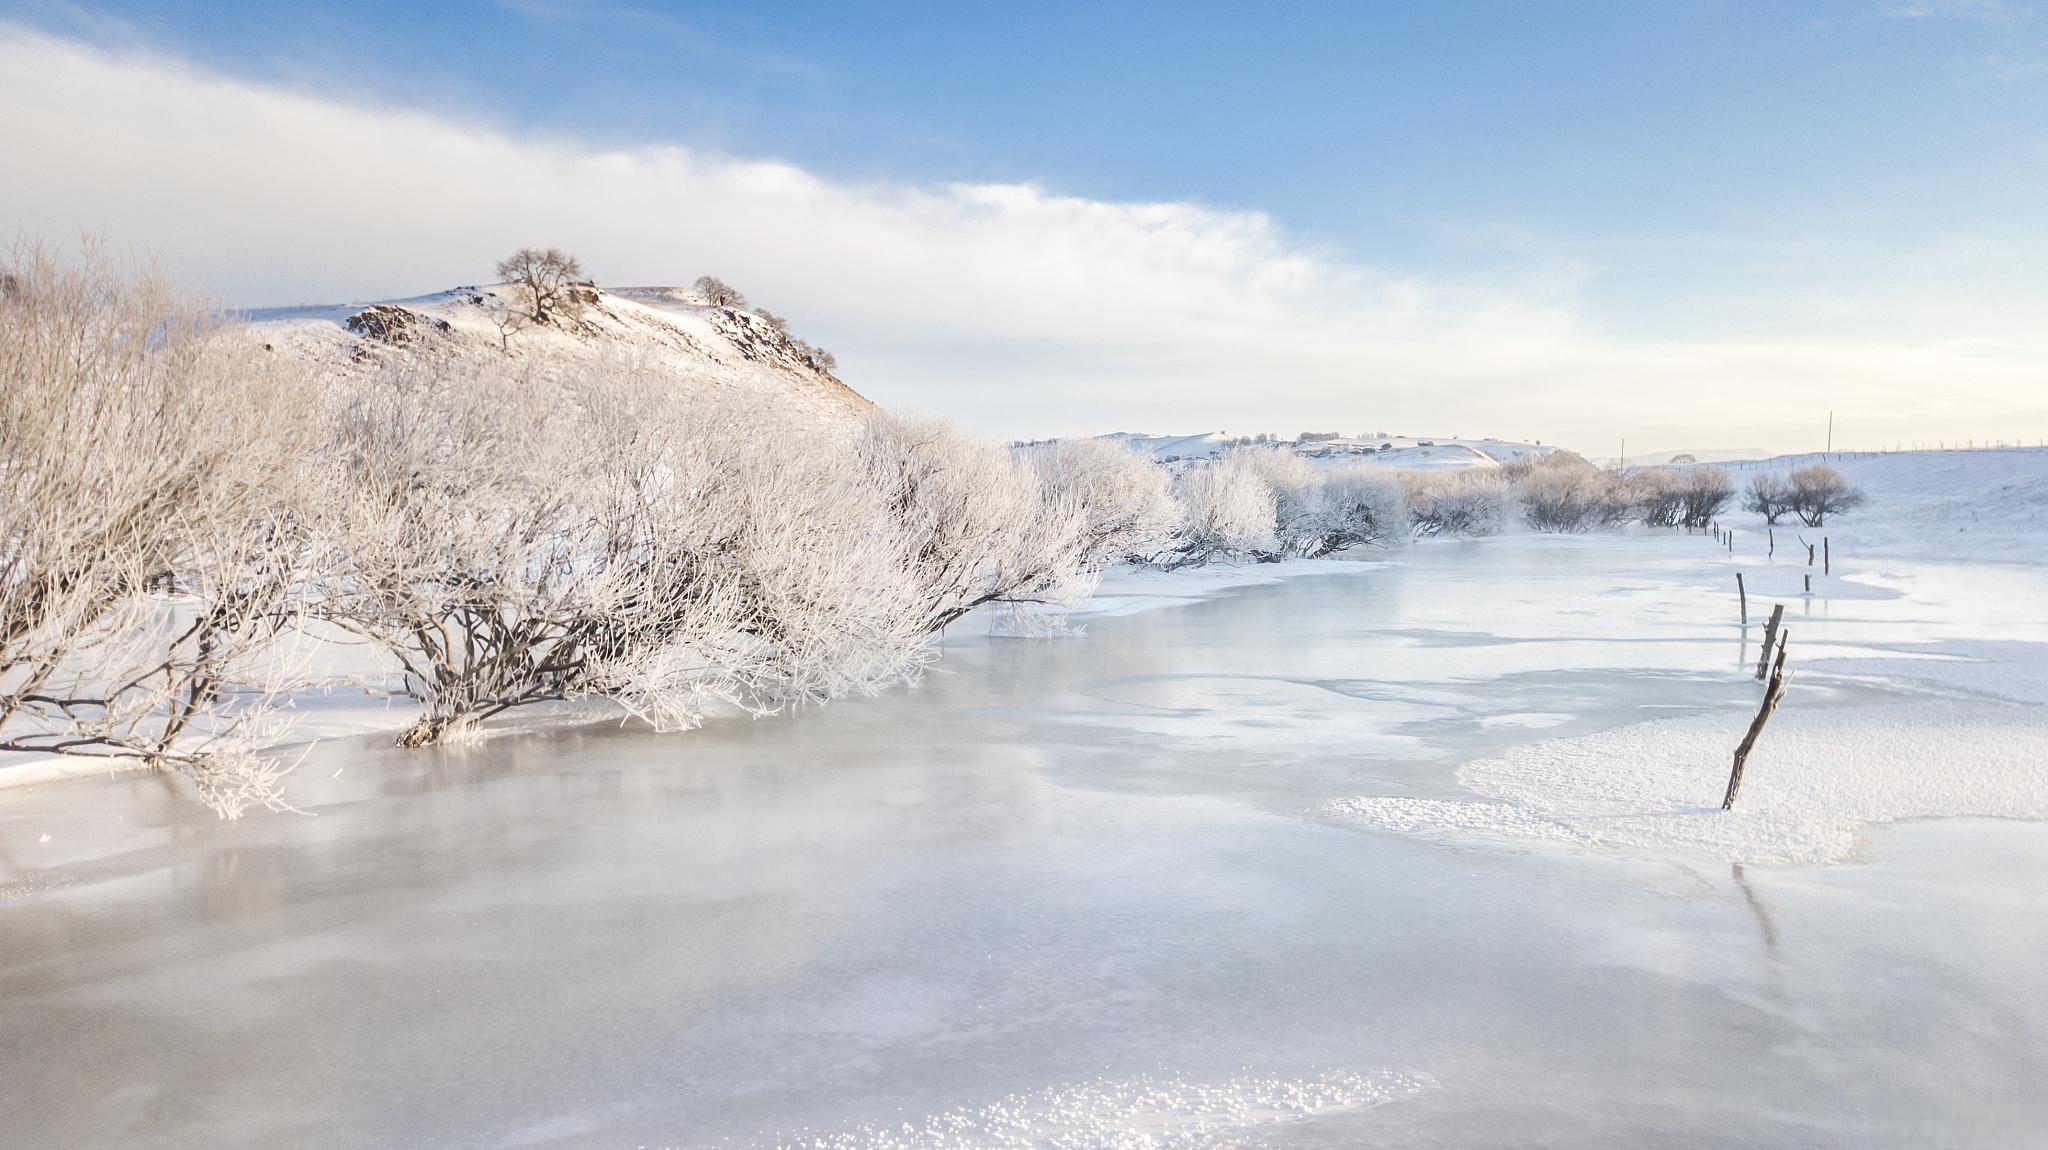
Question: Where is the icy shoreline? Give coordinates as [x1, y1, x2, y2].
[0, 556, 1388, 795]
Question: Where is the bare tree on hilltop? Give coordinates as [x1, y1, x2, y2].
[496, 247, 585, 324]
[694, 275, 747, 308]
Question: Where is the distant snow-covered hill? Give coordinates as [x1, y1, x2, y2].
[250, 283, 870, 422]
[1594, 447, 1774, 467]
[1097, 431, 1560, 470]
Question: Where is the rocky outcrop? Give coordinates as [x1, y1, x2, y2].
[345, 304, 450, 346]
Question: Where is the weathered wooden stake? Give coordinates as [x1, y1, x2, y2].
[1806, 542, 1816, 566]
[1736, 572, 1747, 623]
[1768, 527, 1775, 558]
[1824, 537, 1830, 575]
[1755, 603, 1783, 680]
[1724, 630, 1790, 810]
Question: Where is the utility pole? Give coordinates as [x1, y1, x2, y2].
[1827, 411, 1833, 454]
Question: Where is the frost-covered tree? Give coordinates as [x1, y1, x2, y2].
[1165, 453, 1278, 566]
[495, 247, 585, 324]
[0, 242, 312, 816]
[1678, 466, 1734, 528]
[1786, 465, 1866, 527]
[1629, 468, 1687, 528]
[1743, 473, 1792, 525]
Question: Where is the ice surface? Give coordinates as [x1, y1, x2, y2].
[3, 533, 2047, 1148]
[735, 1069, 1432, 1150]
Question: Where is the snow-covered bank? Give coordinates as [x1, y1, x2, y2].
[1324, 565, 2048, 866]
[0, 556, 1392, 794]
[1716, 446, 2048, 566]
[1325, 698, 2048, 865]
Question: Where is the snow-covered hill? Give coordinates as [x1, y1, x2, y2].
[1098, 432, 1559, 470]
[250, 283, 869, 422]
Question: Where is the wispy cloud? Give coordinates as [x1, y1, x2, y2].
[489, 0, 818, 79]
[1, 25, 2041, 452]
[1879, 0, 2016, 21]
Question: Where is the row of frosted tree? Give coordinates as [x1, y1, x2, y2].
[0, 249, 1860, 815]
[1399, 454, 1862, 536]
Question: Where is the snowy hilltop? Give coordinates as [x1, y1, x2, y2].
[250, 279, 869, 424]
[1098, 431, 1559, 470]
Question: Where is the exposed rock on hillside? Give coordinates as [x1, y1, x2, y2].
[254, 282, 869, 423]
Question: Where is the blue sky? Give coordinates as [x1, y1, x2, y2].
[2, 1, 2044, 449]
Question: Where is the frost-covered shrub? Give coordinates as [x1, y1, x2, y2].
[1026, 437, 1180, 566]
[1221, 449, 1406, 558]
[1516, 454, 1631, 533]
[0, 243, 311, 816]
[672, 407, 932, 711]
[1404, 470, 1511, 537]
[1226, 447, 1320, 557]
[304, 364, 934, 747]
[1301, 467, 1410, 556]
[1743, 473, 1792, 525]
[854, 412, 1095, 632]
[1786, 465, 1866, 527]
[305, 361, 692, 746]
[1166, 453, 1278, 566]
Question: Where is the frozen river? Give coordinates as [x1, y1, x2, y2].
[4, 535, 2046, 1148]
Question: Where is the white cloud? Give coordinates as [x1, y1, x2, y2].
[2, 25, 2042, 453]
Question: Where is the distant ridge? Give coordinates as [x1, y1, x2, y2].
[1097, 432, 1560, 471]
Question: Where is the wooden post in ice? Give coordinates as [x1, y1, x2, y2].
[1768, 527, 1775, 558]
[1804, 573, 1812, 594]
[1824, 537, 1830, 575]
[1755, 604, 1783, 680]
[1724, 630, 1790, 810]
[1736, 572, 1747, 624]
[1806, 542, 1816, 566]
